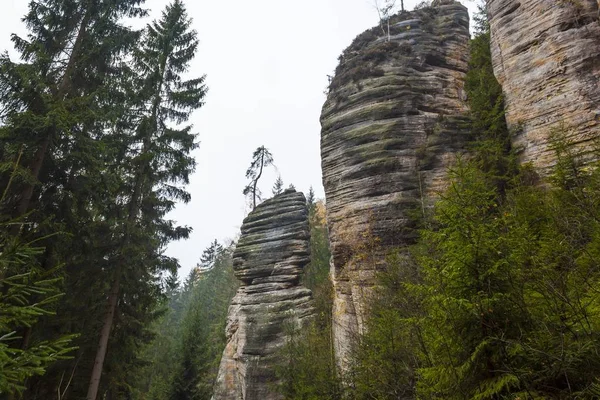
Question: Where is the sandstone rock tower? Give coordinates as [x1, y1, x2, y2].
[320, 0, 470, 369]
[488, 0, 600, 170]
[212, 190, 313, 400]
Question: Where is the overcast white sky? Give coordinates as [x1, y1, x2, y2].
[2, 0, 477, 278]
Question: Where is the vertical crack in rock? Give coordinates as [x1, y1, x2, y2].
[212, 189, 313, 400]
[320, 1, 470, 371]
[488, 0, 600, 171]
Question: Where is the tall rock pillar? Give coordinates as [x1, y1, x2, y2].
[212, 190, 313, 400]
[488, 0, 600, 170]
[320, 0, 470, 370]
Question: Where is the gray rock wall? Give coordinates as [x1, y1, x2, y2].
[488, 0, 600, 170]
[212, 190, 313, 400]
[320, 0, 470, 371]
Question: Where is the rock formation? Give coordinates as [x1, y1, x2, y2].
[488, 0, 600, 170]
[212, 190, 313, 400]
[320, 0, 470, 370]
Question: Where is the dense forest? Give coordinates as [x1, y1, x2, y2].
[3, 0, 600, 399]
[0, 0, 208, 397]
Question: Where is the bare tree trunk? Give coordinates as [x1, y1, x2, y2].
[86, 275, 120, 400]
[251, 153, 265, 209]
[387, 18, 391, 41]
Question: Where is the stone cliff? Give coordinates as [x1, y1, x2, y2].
[212, 190, 313, 400]
[488, 0, 600, 170]
[320, 0, 470, 370]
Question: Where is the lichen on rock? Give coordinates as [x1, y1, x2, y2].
[320, 0, 470, 371]
[487, 0, 600, 171]
[212, 190, 313, 400]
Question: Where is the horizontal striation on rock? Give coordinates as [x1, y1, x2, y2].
[212, 189, 313, 400]
[320, 0, 470, 371]
[487, 0, 600, 170]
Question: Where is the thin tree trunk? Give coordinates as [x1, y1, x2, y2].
[85, 178, 143, 399]
[252, 153, 265, 209]
[252, 179, 257, 209]
[387, 18, 391, 41]
[86, 275, 120, 400]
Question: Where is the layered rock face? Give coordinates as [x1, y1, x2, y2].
[488, 0, 600, 170]
[212, 190, 313, 400]
[320, 0, 470, 370]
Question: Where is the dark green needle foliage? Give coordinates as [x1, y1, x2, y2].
[132, 241, 238, 400]
[243, 146, 274, 209]
[0, 222, 76, 397]
[0, 0, 207, 398]
[85, 1, 207, 397]
[272, 175, 284, 196]
[343, 4, 600, 399]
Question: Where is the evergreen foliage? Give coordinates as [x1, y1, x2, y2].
[334, 5, 600, 399]
[243, 146, 274, 209]
[133, 241, 238, 400]
[347, 252, 423, 400]
[272, 175, 284, 196]
[306, 187, 316, 210]
[413, 141, 600, 399]
[198, 240, 224, 271]
[3, 1, 600, 399]
[0, 0, 206, 398]
[0, 223, 76, 397]
[84, 1, 206, 396]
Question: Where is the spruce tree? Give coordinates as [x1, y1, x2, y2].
[199, 240, 224, 271]
[272, 175, 284, 196]
[0, 0, 145, 219]
[86, 1, 206, 398]
[168, 244, 238, 400]
[0, 1, 147, 397]
[306, 186, 316, 211]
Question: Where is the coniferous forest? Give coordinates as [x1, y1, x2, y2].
[3, 0, 600, 399]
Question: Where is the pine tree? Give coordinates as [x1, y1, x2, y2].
[272, 175, 284, 196]
[243, 146, 274, 209]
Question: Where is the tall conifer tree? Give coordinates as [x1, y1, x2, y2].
[86, 1, 206, 398]
[0, 1, 148, 398]
[0, 0, 146, 219]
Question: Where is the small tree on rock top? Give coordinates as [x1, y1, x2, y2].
[272, 175, 284, 196]
[373, 0, 403, 42]
[243, 146, 274, 209]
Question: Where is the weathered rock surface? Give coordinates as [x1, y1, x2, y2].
[212, 190, 313, 400]
[320, 1, 470, 370]
[488, 0, 600, 170]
